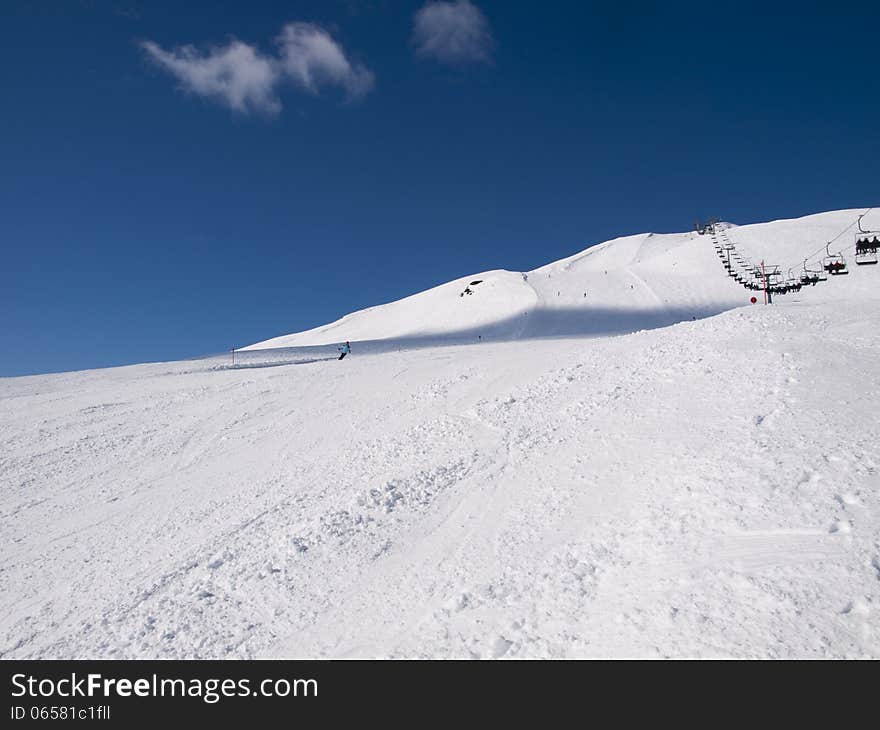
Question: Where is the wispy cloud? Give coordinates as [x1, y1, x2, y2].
[140, 23, 373, 116]
[412, 0, 493, 65]
[141, 39, 281, 115]
[112, 6, 142, 21]
[276, 23, 374, 101]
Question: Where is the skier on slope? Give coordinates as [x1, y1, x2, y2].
[337, 341, 351, 361]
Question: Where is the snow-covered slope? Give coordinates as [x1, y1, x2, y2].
[250, 269, 538, 348]
[2, 207, 879, 659]
[244, 208, 880, 349]
[3, 300, 879, 659]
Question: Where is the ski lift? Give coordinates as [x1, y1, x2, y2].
[854, 215, 879, 265]
[763, 267, 784, 293]
[822, 243, 848, 275]
[774, 271, 792, 294]
[800, 259, 826, 285]
[855, 237, 879, 265]
[698, 217, 719, 235]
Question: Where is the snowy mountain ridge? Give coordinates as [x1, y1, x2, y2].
[244, 208, 879, 350]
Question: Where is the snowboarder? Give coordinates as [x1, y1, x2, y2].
[337, 341, 351, 360]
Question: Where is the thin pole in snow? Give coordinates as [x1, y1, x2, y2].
[762, 260, 766, 305]
[232, 348, 235, 366]
[761, 260, 772, 304]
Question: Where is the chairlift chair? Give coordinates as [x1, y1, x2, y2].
[801, 259, 826, 285]
[767, 271, 785, 293]
[763, 268, 784, 293]
[855, 211, 879, 264]
[775, 274, 791, 294]
[822, 243, 848, 275]
[854, 232, 879, 265]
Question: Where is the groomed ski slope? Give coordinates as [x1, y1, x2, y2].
[1, 209, 879, 658]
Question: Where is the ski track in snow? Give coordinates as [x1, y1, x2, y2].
[2, 297, 879, 658]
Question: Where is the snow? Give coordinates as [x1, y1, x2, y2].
[1, 208, 879, 658]
[243, 208, 880, 349]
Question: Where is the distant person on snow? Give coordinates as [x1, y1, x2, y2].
[338, 341, 351, 361]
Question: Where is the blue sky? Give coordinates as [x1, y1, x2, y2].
[2, 0, 877, 376]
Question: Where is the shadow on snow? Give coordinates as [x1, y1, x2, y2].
[215, 303, 735, 369]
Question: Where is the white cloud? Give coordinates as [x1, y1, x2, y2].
[276, 23, 375, 101]
[141, 24, 374, 115]
[412, 0, 493, 65]
[141, 39, 281, 115]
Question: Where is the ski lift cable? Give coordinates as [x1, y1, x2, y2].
[782, 208, 873, 272]
[715, 209, 872, 290]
